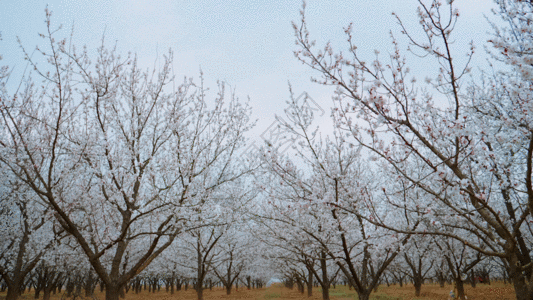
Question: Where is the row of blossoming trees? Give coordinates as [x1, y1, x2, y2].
[256, 1, 533, 299]
[0, 7, 270, 300]
[2, 1, 533, 300]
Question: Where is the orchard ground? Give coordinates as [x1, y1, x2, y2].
[0, 282, 515, 300]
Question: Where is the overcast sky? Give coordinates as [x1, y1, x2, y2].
[1, 0, 499, 145]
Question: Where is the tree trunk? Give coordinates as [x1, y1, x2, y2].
[296, 276, 304, 294]
[34, 285, 41, 299]
[85, 271, 96, 297]
[170, 278, 174, 295]
[135, 279, 141, 294]
[75, 278, 82, 296]
[413, 274, 422, 297]
[307, 266, 313, 297]
[105, 284, 123, 300]
[196, 286, 204, 300]
[42, 289, 51, 300]
[436, 271, 446, 288]
[319, 251, 330, 300]
[119, 286, 126, 299]
[356, 291, 370, 300]
[65, 278, 74, 298]
[510, 269, 533, 300]
[6, 284, 22, 300]
[455, 278, 466, 300]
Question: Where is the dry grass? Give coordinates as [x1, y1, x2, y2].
[0, 282, 516, 300]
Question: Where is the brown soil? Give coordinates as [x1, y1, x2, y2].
[0, 282, 516, 300]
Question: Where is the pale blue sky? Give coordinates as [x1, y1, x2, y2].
[1, 0, 498, 141]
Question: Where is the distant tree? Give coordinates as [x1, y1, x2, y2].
[211, 229, 250, 295]
[175, 227, 225, 300]
[401, 236, 435, 297]
[435, 237, 484, 300]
